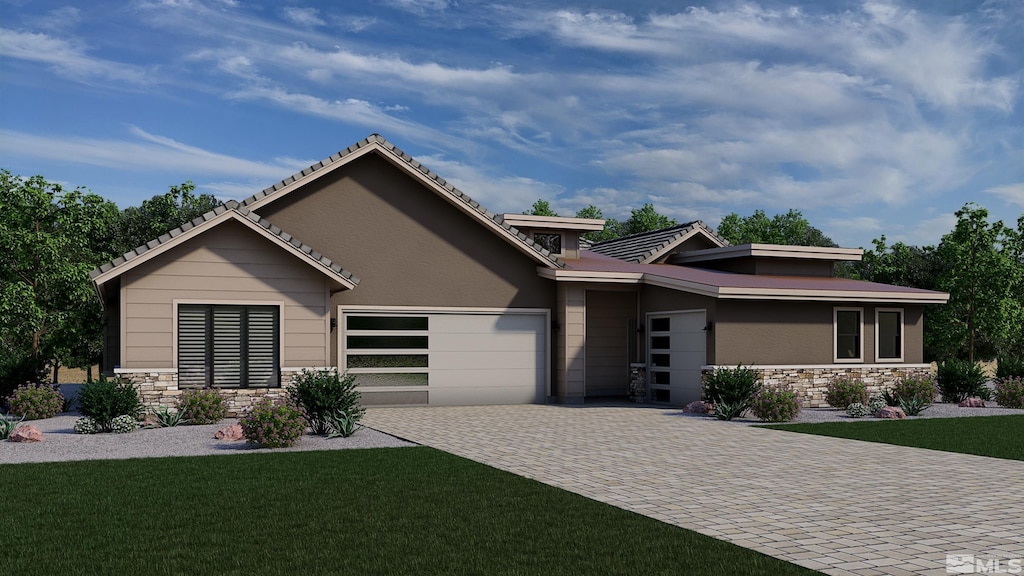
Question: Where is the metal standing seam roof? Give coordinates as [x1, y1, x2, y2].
[238, 134, 566, 269]
[89, 200, 360, 286]
[588, 221, 728, 263]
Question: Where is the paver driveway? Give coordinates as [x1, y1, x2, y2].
[364, 404, 1023, 576]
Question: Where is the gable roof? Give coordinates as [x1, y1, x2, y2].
[239, 134, 565, 269]
[588, 221, 728, 264]
[90, 201, 360, 300]
[541, 251, 949, 304]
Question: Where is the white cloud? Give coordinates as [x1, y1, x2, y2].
[0, 127, 308, 180]
[893, 213, 959, 246]
[414, 155, 565, 215]
[984, 183, 1024, 209]
[0, 29, 154, 85]
[282, 7, 323, 27]
[382, 0, 454, 16]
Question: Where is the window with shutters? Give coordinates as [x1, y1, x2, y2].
[178, 304, 280, 388]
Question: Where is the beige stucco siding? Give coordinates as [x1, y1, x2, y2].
[254, 152, 556, 366]
[713, 301, 925, 365]
[119, 221, 330, 369]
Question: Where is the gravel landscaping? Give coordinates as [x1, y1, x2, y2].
[0, 412, 414, 464]
[673, 400, 1024, 425]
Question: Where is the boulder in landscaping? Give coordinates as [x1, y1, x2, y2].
[214, 424, 244, 441]
[9, 425, 44, 442]
[875, 406, 906, 419]
[958, 397, 986, 408]
[683, 400, 712, 414]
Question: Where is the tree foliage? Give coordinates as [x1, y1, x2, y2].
[716, 209, 837, 247]
[524, 198, 558, 217]
[927, 205, 1022, 362]
[0, 171, 119, 391]
[853, 236, 941, 289]
[575, 205, 621, 243]
[619, 203, 677, 236]
[113, 182, 219, 256]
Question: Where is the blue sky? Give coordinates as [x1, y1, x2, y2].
[1, 0, 1021, 249]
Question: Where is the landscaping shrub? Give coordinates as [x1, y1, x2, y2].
[5, 383, 64, 420]
[824, 376, 868, 409]
[889, 375, 938, 405]
[287, 369, 365, 434]
[846, 403, 868, 418]
[77, 375, 144, 432]
[325, 409, 361, 438]
[1, 413, 25, 440]
[867, 395, 887, 414]
[898, 395, 930, 416]
[110, 414, 137, 434]
[702, 364, 760, 421]
[994, 377, 1024, 409]
[73, 417, 98, 435]
[177, 388, 226, 425]
[749, 384, 800, 423]
[239, 398, 306, 448]
[149, 406, 188, 427]
[997, 356, 1024, 379]
[936, 359, 989, 402]
[0, 351, 48, 405]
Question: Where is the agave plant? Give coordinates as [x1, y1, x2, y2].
[0, 412, 25, 440]
[899, 395, 930, 416]
[325, 409, 361, 439]
[149, 406, 189, 428]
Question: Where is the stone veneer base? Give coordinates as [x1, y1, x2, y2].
[114, 370, 307, 416]
[700, 365, 932, 408]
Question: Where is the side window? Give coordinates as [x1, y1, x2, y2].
[876, 308, 904, 361]
[834, 307, 863, 362]
[178, 304, 280, 388]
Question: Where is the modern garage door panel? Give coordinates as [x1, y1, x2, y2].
[431, 349, 543, 370]
[429, 332, 545, 353]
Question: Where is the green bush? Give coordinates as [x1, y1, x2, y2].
[997, 356, 1024, 379]
[898, 395, 930, 416]
[239, 398, 306, 448]
[0, 351, 48, 406]
[73, 417, 98, 435]
[994, 377, 1024, 409]
[177, 388, 227, 425]
[287, 369, 365, 435]
[5, 383, 64, 420]
[936, 359, 989, 402]
[111, 414, 137, 434]
[889, 375, 938, 405]
[846, 403, 868, 418]
[325, 409, 361, 438]
[1, 412, 25, 440]
[824, 376, 868, 409]
[749, 384, 800, 423]
[148, 406, 188, 427]
[77, 375, 144, 432]
[867, 395, 887, 413]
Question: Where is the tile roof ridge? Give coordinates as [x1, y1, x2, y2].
[590, 220, 698, 247]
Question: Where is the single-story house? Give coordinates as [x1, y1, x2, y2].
[90, 134, 949, 413]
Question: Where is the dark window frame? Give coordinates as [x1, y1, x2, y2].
[177, 304, 280, 388]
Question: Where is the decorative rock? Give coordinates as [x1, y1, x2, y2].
[959, 397, 986, 408]
[214, 424, 244, 441]
[683, 400, 711, 414]
[9, 424, 44, 442]
[875, 406, 906, 419]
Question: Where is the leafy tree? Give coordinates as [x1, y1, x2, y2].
[853, 236, 941, 289]
[927, 204, 1022, 363]
[620, 203, 677, 236]
[575, 205, 621, 243]
[0, 171, 119, 392]
[523, 198, 558, 217]
[716, 209, 837, 247]
[113, 181, 218, 255]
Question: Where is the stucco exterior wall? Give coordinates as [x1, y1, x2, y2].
[119, 221, 331, 369]
[713, 301, 924, 365]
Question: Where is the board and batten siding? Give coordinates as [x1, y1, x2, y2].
[119, 221, 331, 369]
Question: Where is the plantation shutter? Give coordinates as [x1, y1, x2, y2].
[246, 307, 278, 387]
[212, 307, 243, 388]
[178, 306, 209, 387]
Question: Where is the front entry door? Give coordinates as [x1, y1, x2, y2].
[648, 310, 706, 406]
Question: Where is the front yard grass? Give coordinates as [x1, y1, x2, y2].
[761, 415, 1024, 461]
[1, 447, 818, 576]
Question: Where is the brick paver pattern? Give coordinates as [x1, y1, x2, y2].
[364, 405, 1023, 576]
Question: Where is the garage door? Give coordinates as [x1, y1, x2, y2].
[647, 310, 706, 406]
[340, 308, 548, 406]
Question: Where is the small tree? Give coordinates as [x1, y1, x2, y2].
[524, 199, 558, 217]
[620, 203, 677, 236]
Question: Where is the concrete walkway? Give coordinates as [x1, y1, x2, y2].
[364, 404, 1024, 576]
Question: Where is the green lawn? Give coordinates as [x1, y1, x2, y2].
[761, 415, 1024, 461]
[1, 447, 819, 576]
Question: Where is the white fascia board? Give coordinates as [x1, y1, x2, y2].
[501, 214, 607, 231]
[537, 268, 643, 283]
[677, 243, 863, 263]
